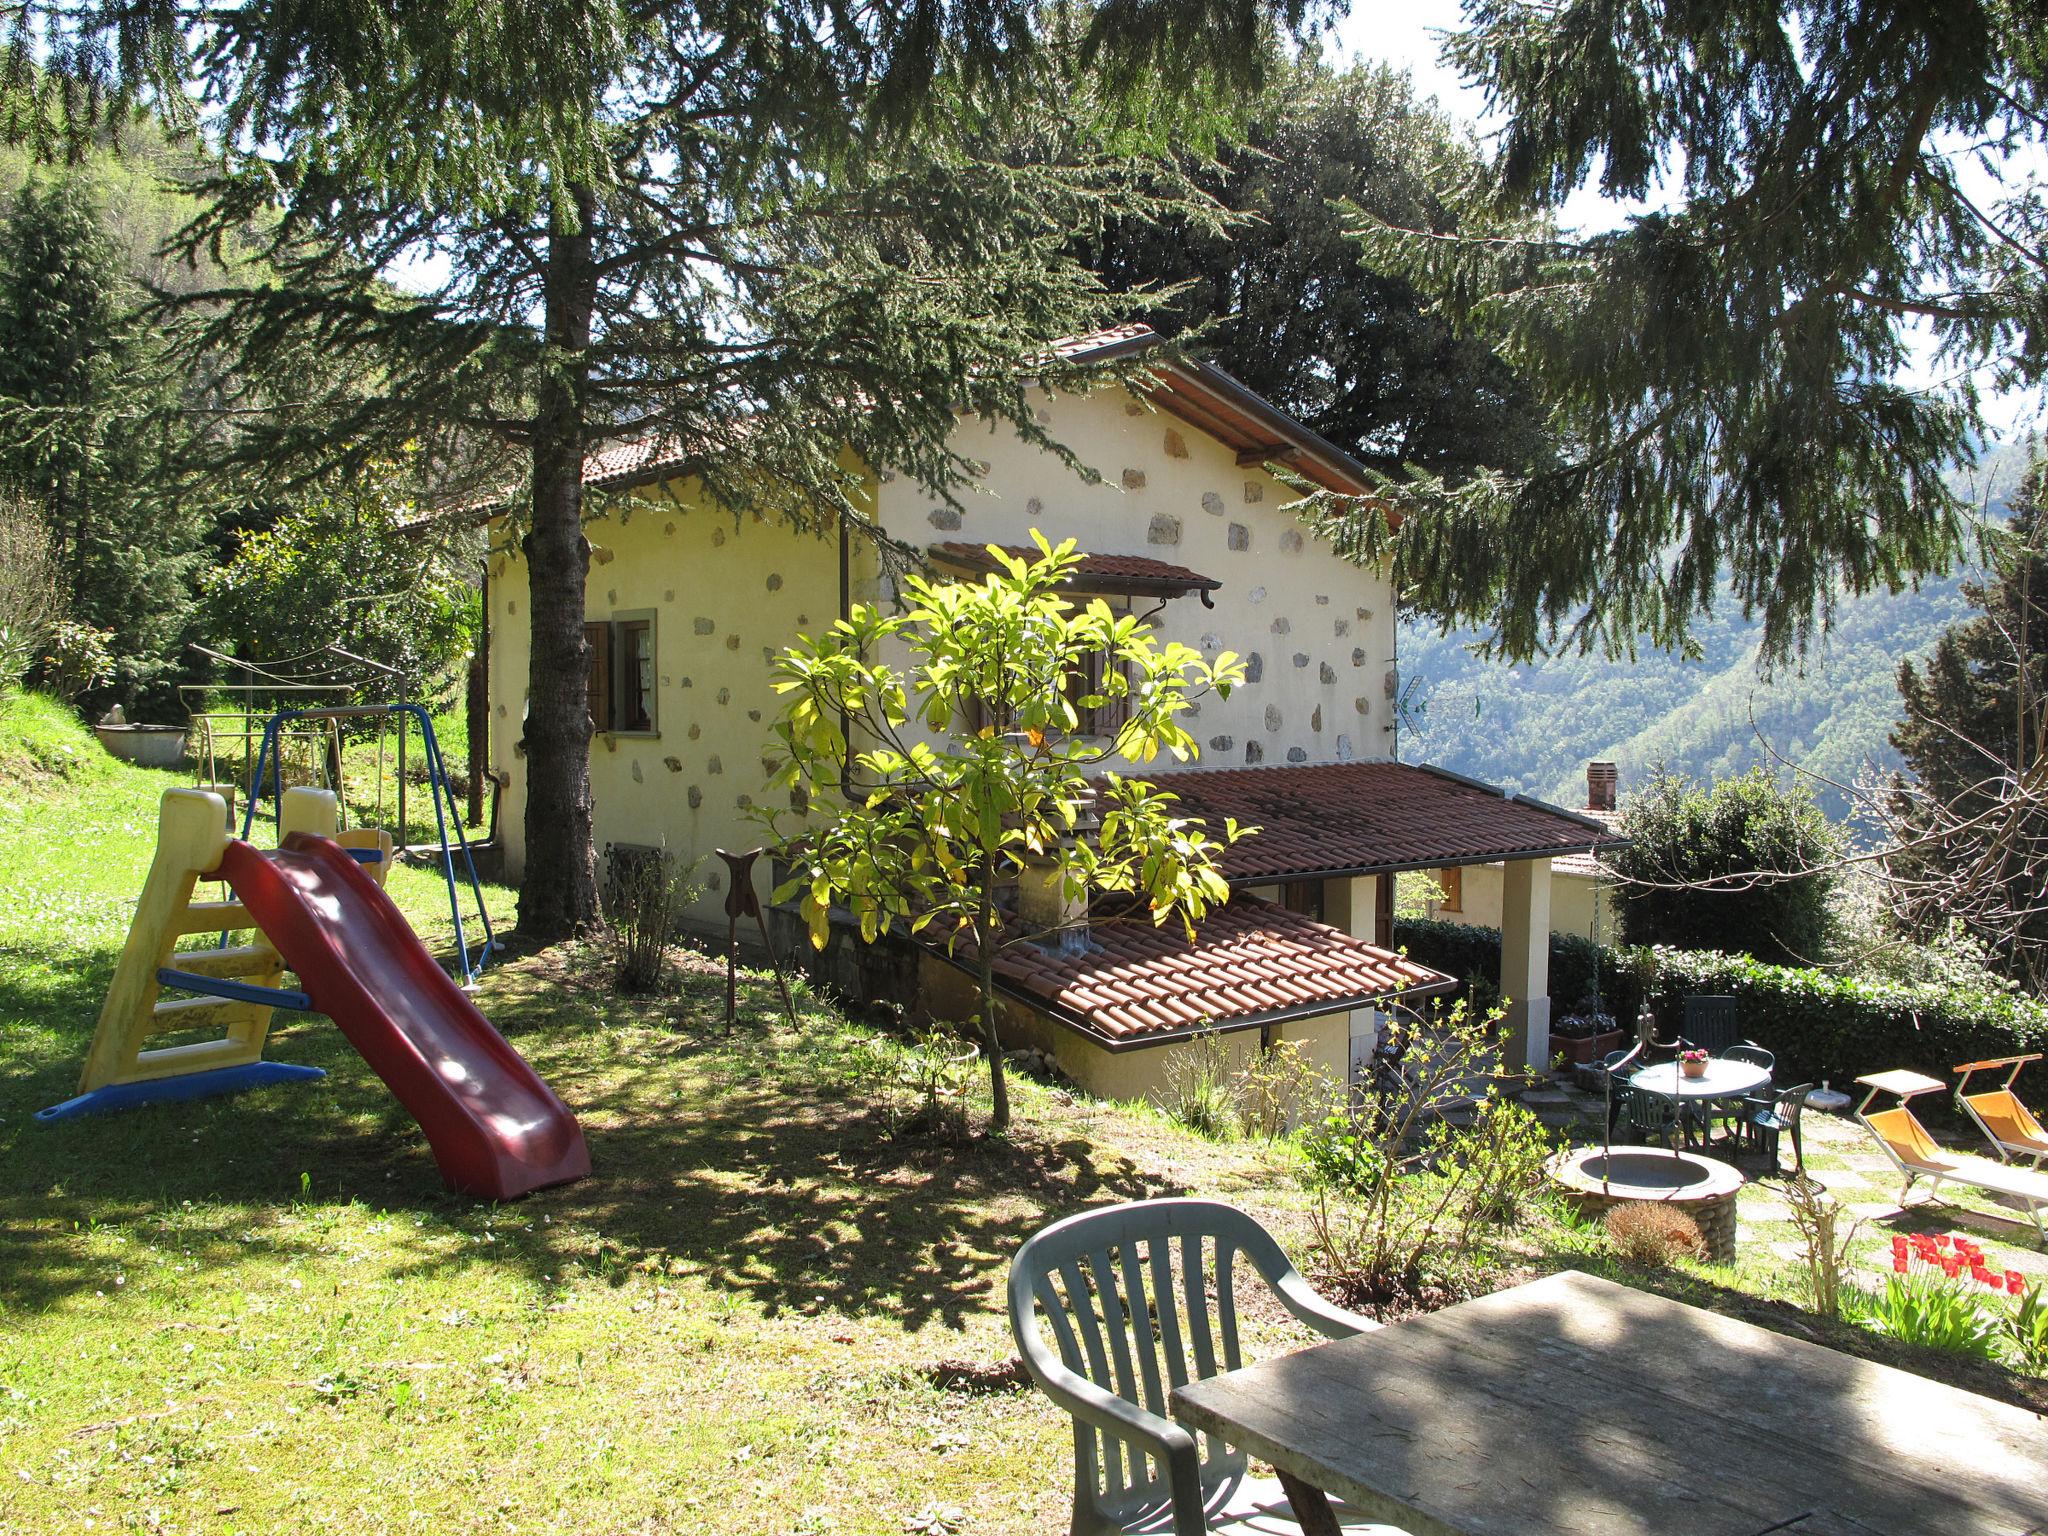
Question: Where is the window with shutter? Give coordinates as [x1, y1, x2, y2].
[617, 618, 654, 731]
[584, 622, 613, 731]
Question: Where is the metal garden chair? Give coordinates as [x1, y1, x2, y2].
[1007, 1199, 1409, 1536]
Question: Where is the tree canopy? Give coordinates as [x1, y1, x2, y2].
[1609, 765, 1843, 966]
[1327, 0, 2045, 666]
[1074, 48, 1548, 479]
[1887, 451, 2048, 987]
[26, 0, 1339, 940]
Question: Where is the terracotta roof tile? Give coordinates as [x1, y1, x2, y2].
[1553, 807, 1624, 878]
[947, 894, 1453, 1047]
[928, 541, 1221, 595]
[1149, 761, 1627, 884]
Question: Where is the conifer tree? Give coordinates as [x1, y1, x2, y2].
[26, 2, 1328, 940]
[0, 176, 206, 713]
[1330, 0, 2044, 666]
[1075, 48, 1547, 478]
[1888, 454, 2048, 982]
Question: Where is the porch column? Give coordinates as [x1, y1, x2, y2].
[1500, 856, 1552, 1073]
[1323, 874, 1383, 1083]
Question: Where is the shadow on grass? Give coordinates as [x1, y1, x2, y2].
[2, 950, 1165, 1334]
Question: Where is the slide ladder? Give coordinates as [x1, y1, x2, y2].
[40, 788, 587, 1201]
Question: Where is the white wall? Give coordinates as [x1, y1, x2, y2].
[870, 383, 1401, 769]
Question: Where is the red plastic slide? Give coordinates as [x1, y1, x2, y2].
[219, 833, 590, 1200]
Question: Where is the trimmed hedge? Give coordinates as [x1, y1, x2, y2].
[1393, 918, 2048, 1092]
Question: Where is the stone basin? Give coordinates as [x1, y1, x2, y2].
[1546, 1144, 1745, 1262]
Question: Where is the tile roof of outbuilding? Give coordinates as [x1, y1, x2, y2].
[957, 894, 1453, 1047]
[927, 541, 1221, 596]
[1152, 761, 1627, 884]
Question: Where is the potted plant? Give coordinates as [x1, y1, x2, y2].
[1679, 1046, 1710, 1079]
[1551, 998, 1624, 1066]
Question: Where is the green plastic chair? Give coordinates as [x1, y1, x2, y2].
[1008, 1198, 1409, 1536]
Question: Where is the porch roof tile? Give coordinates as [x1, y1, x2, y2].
[953, 893, 1454, 1048]
[1152, 761, 1627, 884]
[928, 541, 1221, 597]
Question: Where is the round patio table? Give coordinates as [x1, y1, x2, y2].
[1629, 1059, 1772, 1103]
[1630, 1058, 1772, 1150]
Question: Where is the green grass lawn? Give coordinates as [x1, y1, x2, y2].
[2, 691, 2043, 1535]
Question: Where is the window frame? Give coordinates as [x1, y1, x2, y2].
[584, 609, 660, 738]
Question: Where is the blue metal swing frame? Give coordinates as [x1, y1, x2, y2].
[240, 702, 498, 985]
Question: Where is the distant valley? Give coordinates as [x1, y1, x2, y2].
[1397, 444, 2035, 820]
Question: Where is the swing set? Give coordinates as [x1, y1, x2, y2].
[184, 645, 497, 984]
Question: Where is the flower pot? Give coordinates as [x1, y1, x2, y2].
[1554, 1028, 1625, 1066]
[1680, 1059, 1708, 1080]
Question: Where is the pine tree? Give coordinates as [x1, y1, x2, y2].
[61, 2, 1324, 942]
[1330, 0, 2041, 666]
[1888, 454, 2048, 982]
[1074, 49, 1548, 479]
[0, 176, 207, 714]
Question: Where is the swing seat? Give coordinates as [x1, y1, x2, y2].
[335, 826, 395, 888]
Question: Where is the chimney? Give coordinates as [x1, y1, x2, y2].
[1587, 761, 1618, 813]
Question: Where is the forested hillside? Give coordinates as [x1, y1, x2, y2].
[1400, 443, 2036, 819]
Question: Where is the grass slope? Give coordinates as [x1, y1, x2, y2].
[1, 692, 2041, 1534]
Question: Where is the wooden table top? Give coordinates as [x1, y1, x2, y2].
[1170, 1270, 2048, 1536]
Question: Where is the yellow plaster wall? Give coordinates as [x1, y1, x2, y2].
[918, 951, 1350, 1113]
[1425, 861, 1615, 946]
[487, 482, 842, 925]
[870, 385, 1401, 769]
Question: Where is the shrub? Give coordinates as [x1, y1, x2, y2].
[601, 843, 694, 994]
[1299, 1000, 1551, 1314]
[1784, 1177, 1860, 1322]
[1603, 1203, 1703, 1266]
[1234, 1038, 1332, 1141]
[1608, 766, 1843, 966]
[0, 494, 58, 691]
[1162, 1029, 1237, 1140]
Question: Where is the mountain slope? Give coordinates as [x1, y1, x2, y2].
[1399, 445, 2033, 818]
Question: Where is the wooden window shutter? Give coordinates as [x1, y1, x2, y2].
[584, 621, 612, 731]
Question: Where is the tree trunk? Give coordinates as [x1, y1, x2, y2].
[517, 186, 602, 943]
[976, 870, 1011, 1132]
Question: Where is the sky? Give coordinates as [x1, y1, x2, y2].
[1328, 0, 2044, 450]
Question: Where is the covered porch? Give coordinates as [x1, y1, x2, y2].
[1158, 760, 1628, 1074]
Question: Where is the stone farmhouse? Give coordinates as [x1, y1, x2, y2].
[481, 325, 1622, 1102]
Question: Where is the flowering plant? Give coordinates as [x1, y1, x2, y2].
[1889, 1231, 2025, 1294]
[1678, 1047, 1709, 1064]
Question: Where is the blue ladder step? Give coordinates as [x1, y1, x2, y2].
[36, 1062, 326, 1122]
[156, 967, 314, 1012]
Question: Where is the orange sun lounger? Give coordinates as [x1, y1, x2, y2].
[1855, 1071, 2047, 1243]
[1954, 1054, 2048, 1168]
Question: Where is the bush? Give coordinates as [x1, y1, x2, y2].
[1163, 1030, 1237, 1140]
[0, 494, 58, 690]
[1299, 1000, 1554, 1314]
[1608, 766, 1843, 966]
[1393, 918, 2048, 1092]
[1603, 1203, 1703, 1266]
[601, 843, 694, 993]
